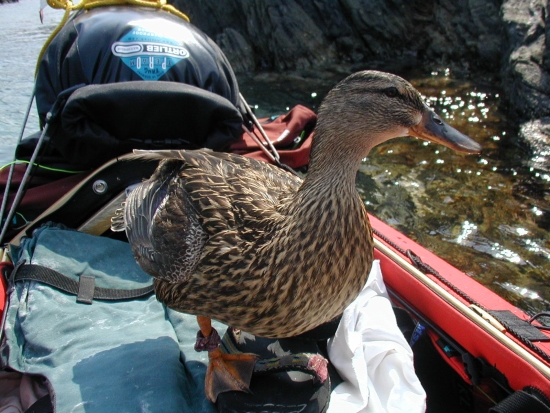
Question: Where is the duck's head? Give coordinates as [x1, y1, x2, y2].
[311, 70, 481, 169]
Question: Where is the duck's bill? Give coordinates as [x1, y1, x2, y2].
[409, 108, 482, 154]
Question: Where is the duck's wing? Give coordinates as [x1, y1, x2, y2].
[133, 149, 303, 230]
[123, 149, 302, 282]
[123, 159, 209, 282]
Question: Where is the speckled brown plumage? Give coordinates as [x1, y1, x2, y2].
[116, 70, 481, 339]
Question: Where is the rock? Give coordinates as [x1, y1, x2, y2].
[501, 0, 550, 120]
[174, 0, 502, 73]
[241, 1, 336, 71]
[177, 0, 338, 71]
[216, 28, 255, 73]
[501, 0, 550, 157]
[519, 117, 550, 172]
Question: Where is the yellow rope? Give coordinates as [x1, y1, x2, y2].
[35, 0, 190, 77]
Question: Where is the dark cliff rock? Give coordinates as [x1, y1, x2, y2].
[175, 0, 503, 74]
[502, 0, 550, 119]
[501, 0, 550, 158]
[173, 0, 550, 153]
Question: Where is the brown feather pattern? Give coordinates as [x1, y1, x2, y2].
[119, 71, 460, 338]
[124, 149, 372, 337]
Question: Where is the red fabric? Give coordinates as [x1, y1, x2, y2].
[0, 165, 87, 240]
[0, 165, 86, 213]
[238, 140, 313, 169]
[0, 262, 10, 313]
[229, 105, 316, 169]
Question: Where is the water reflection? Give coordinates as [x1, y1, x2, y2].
[239, 69, 550, 316]
[0, 1, 65, 160]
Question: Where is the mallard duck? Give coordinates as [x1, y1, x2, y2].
[113, 70, 481, 402]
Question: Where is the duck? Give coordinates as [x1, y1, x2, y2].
[112, 70, 481, 402]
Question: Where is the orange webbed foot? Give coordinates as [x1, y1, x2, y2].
[205, 347, 257, 402]
[195, 316, 257, 402]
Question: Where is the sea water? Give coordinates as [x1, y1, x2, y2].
[0, 0, 64, 164]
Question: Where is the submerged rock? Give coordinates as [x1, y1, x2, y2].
[519, 118, 550, 172]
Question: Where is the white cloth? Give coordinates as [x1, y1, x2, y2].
[327, 260, 427, 413]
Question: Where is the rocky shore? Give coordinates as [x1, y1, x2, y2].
[174, 0, 550, 162]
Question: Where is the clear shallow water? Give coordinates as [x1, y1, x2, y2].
[0, 0, 65, 164]
[1, 2, 549, 316]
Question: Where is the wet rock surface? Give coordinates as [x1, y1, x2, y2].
[174, 0, 550, 152]
[501, 0, 550, 156]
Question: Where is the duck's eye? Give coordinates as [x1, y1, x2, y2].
[383, 87, 399, 98]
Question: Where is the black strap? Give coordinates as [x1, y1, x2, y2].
[489, 310, 550, 342]
[490, 388, 550, 413]
[24, 395, 53, 413]
[12, 264, 154, 304]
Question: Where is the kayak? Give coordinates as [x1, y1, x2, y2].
[1, 2, 550, 413]
[3, 152, 550, 412]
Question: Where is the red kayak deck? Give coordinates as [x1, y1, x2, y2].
[370, 213, 550, 397]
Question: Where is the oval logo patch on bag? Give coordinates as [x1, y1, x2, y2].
[112, 20, 190, 80]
